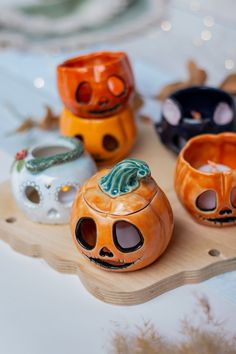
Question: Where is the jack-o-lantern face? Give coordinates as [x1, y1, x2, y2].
[175, 133, 236, 226]
[60, 106, 136, 163]
[71, 159, 173, 272]
[11, 137, 96, 224]
[156, 87, 235, 153]
[57, 51, 134, 119]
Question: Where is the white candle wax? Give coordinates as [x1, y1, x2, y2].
[198, 160, 231, 173]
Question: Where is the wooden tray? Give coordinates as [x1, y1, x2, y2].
[1, 122, 236, 305]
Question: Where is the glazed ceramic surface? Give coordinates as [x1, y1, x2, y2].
[60, 105, 136, 163]
[57, 51, 134, 119]
[71, 159, 173, 272]
[156, 86, 236, 153]
[11, 137, 96, 224]
[175, 133, 236, 227]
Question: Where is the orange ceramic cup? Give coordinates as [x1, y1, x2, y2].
[175, 133, 236, 227]
[57, 51, 135, 119]
[71, 159, 173, 272]
[60, 105, 136, 164]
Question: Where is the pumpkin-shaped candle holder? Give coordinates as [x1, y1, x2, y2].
[57, 51, 136, 164]
[11, 137, 96, 224]
[156, 86, 236, 154]
[71, 159, 173, 272]
[175, 133, 236, 226]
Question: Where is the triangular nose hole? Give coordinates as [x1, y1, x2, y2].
[98, 97, 109, 106]
[219, 207, 232, 215]
[47, 208, 59, 218]
[99, 247, 113, 258]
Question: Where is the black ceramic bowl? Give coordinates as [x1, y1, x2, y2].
[155, 86, 236, 154]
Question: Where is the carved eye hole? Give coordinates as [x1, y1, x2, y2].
[24, 186, 40, 204]
[107, 76, 126, 96]
[196, 190, 217, 211]
[103, 134, 119, 151]
[113, 221, 144, 253]
[58, 185, 77, 207]
[75, 217, 97, 250]
[162, 98, 181, 126]
[76, 81, 92, 104]
[213, 102, 233, 125]
[231, 187, 236, 208]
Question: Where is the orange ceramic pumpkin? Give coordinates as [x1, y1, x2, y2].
[71, 159, 173, 272]
[175, 133, 236, 227]
[60, 106, 136, 163]
[57, 51, 134, 119]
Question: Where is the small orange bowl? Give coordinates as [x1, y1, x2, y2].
[175, 133, 236, 227]
[57, 51, 135, 119]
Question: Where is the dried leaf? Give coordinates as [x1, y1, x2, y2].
[12, 105, 59, 134]
[15, 117, 36, 133]
[156, 60, 208, 101]
[187, 60, 207, 85]
[220, 73, 236, 95]
[38, 105, 59, 130]
[133, 91, 144, 112]
[156, 81, 188, 101]
[139, 114, 152, 124]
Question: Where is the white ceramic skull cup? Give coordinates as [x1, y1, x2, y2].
[11, 137, 96, 224]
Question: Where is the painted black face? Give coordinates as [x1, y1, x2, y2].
[75, 218, 144, 270]
[156, 86, 236, 154]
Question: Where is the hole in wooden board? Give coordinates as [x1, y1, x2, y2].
[208, 249, 220, 257]
[5, 217, 16, 223]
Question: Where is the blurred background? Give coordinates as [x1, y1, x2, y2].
[0, 0, 235, 74]
[1, 0, 236, 153]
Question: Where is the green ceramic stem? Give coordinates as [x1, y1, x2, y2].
[99, 158, 151, 197]
[26, 137, 84, 173]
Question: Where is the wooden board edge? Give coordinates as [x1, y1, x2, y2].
[1, 225, 235, 305]
[79, 258, 236, 305]
[0, 228, 78, 274]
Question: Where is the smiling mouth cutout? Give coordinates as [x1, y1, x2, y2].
[89, 103, 122, 115]
[83, 254, 136, 269]
[200, 216, 236, 225]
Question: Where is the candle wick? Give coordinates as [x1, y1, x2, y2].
[191, 111, 202, 120]
[207, 160, 218, 172]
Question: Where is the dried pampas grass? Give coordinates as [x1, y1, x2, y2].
[110, 296, 236, 354]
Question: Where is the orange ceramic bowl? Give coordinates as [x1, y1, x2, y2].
[175, 133, 236, 227]
[57, 51, 135, 119]
[60, 105, 136, 164]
